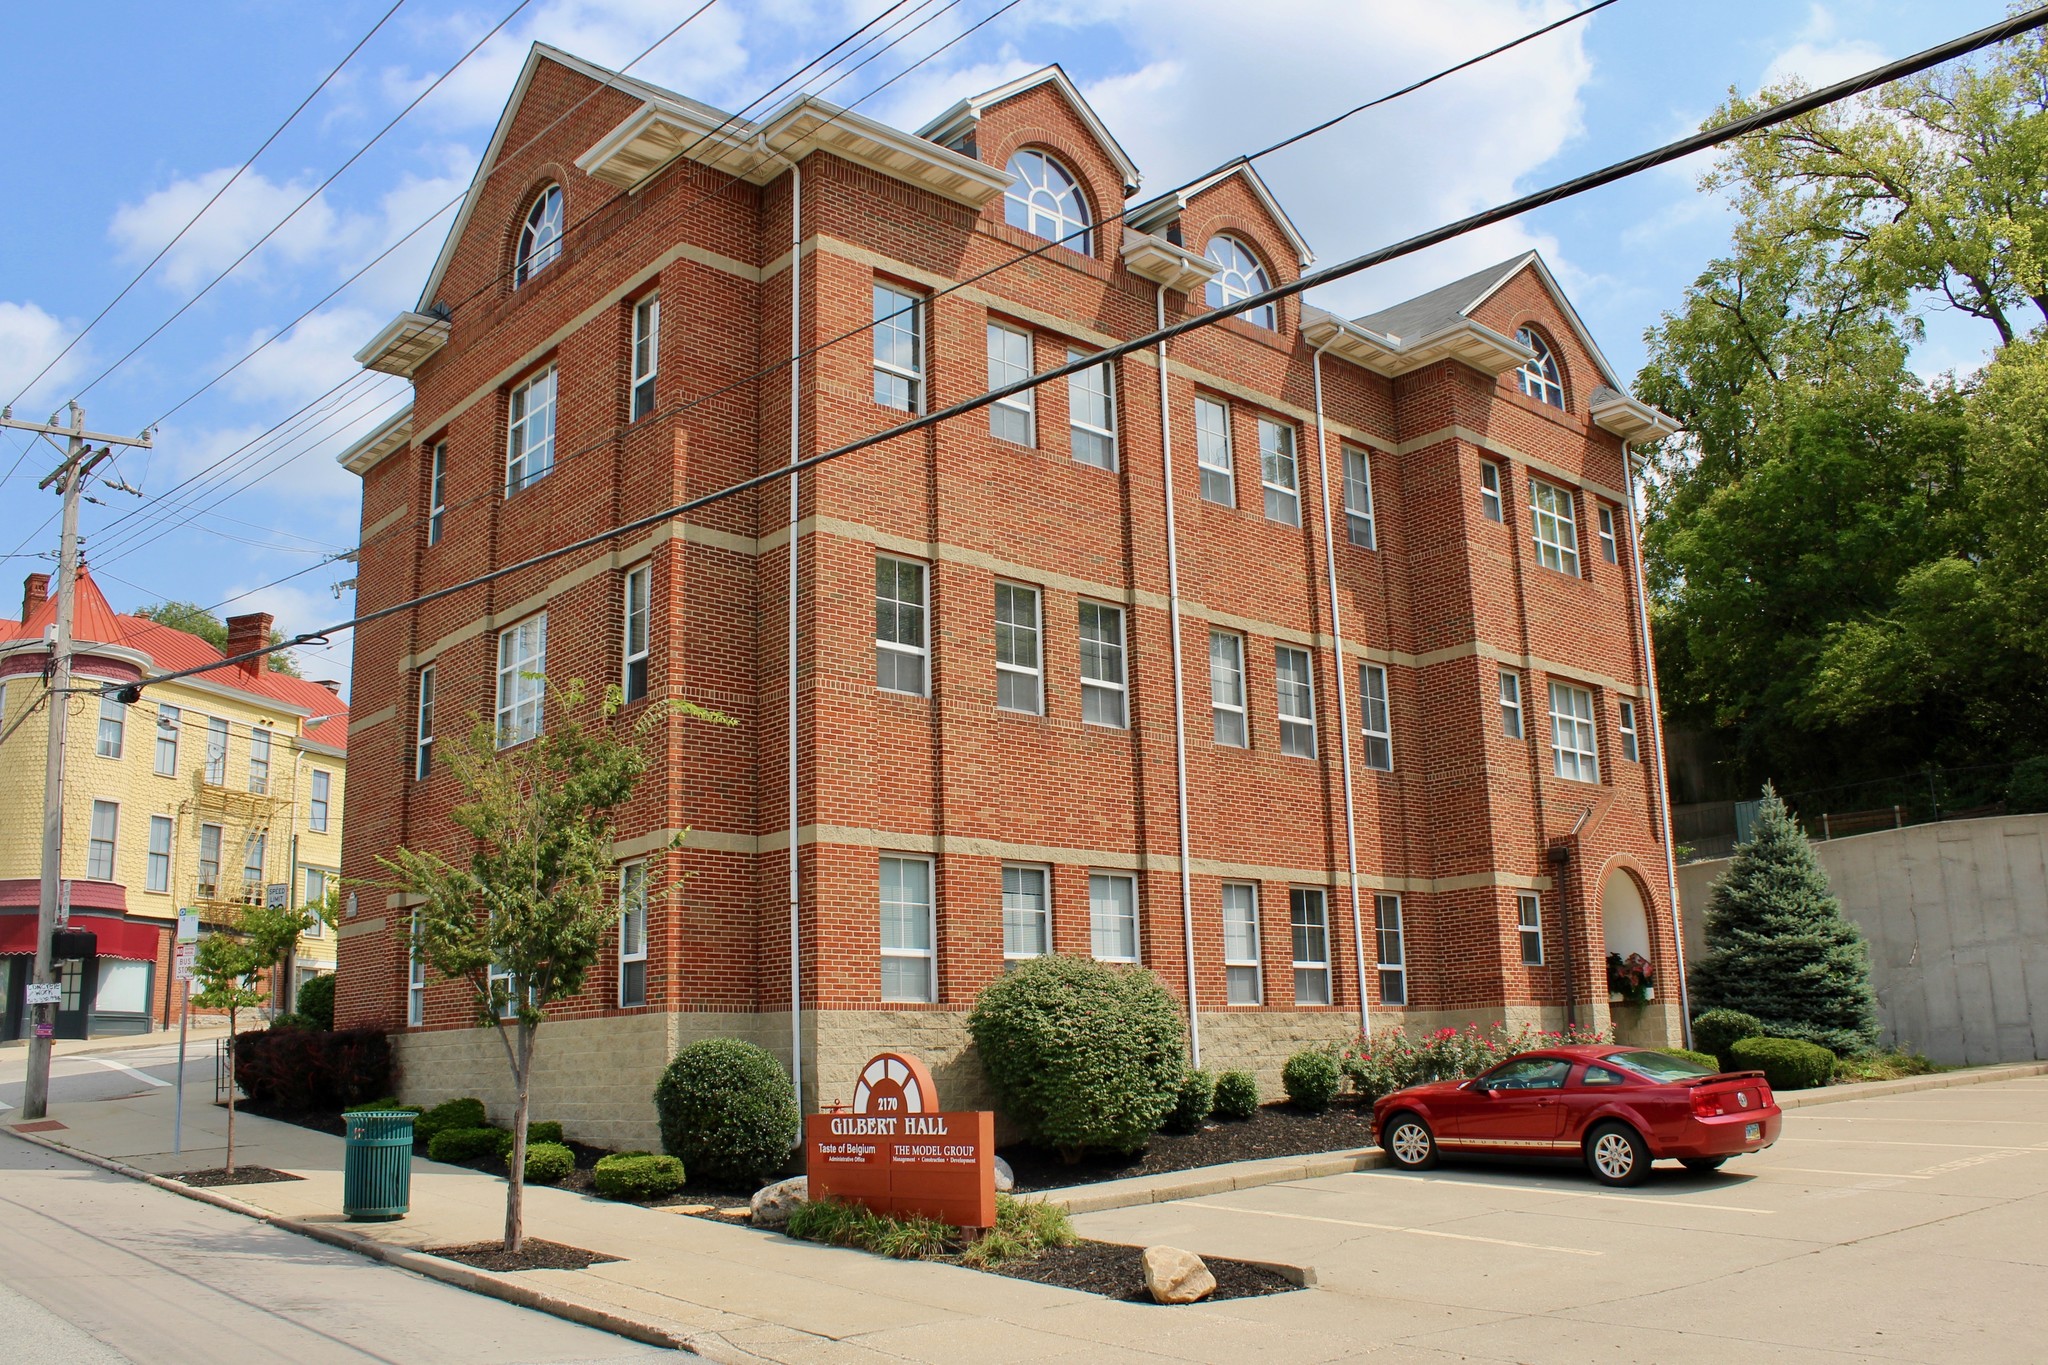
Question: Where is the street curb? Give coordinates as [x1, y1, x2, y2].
[0, 1125, 702, 1355]
[1774, 1060, 2048, 1109]
[1026, 1146, 1386, 1215]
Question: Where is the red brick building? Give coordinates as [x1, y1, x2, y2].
[336, 46, 1683, 1141]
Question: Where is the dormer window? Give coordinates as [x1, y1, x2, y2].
[1515, 327, 1565, 409]
[1004, 150, 1090, 254]
[1204, 235, 1275, 330]
[515, 185, 564, 287]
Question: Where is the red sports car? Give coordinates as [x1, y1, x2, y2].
[1371, 1045, 1782, 1187]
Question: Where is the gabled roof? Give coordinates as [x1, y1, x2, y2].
[918, 65, 1142, 195]
[1353, 251, 1624, 391]
[1127, 161, 1314, 267]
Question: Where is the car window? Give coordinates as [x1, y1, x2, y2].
[1480, 1057, 1572, 1091]
[1607, 1049, 1716, 1082]
[1581, 1065, 1628, 1087]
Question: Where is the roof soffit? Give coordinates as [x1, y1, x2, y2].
[338, 405, 414, 476]
[917, 65, 1142, 194]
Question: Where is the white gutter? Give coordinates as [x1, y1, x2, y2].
[1622, 449, 1691, 1048]
[1310, 344, 1371, 1042]
[1155, 284, 1202, 1067]
[785, 161, 805, 1107]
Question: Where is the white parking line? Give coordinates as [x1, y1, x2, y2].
[71, 1057, 170, 1088]
[1762, 1166, 1934, 1180]
[1181, 1200, 1602, 1256]
[1775, 1136, 2044, 1151]
[1350, 1171, 1774, 1213]
[1798, 1114, 2048, 1126]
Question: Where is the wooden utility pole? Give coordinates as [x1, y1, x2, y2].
[1, 401, 150, 1119]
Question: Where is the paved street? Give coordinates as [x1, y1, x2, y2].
[0, 1135, 673, 1363]
[1075, 1074, 2048, 1362]
[0, 1039, 197, 1115]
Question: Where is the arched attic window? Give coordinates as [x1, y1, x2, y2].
[1004, 150, 1091, 255]
[1204, 234, 1275, 330]
[515, 185, 564, 287]
[1515, 327, 1565, 409]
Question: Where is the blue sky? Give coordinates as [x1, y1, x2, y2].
[0, 0, 2021, 696]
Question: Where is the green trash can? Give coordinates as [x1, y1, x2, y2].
[343, 1110, 415, 1221]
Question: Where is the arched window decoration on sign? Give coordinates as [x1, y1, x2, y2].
[1204, 235, 1275, 330]
[1515, 327, 1565, 409]
[1004, 150, 1091, 255]
[515, 185, 564, 287]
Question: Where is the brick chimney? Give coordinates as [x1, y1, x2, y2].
[225, 611, 272, 678]
[22, 573, 48, 623]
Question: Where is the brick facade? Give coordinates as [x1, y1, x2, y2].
[337, 48, 1681, 1134]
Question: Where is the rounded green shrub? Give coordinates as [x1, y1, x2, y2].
[593, 1152, 685, 1200]
[967, 955, 1185, 1157]
[1282, 1049, 1341, 1113]
[2007, 755, 2048, 815]
[1164, 1068, 1214, 1134]
[1654, 1048, 1724, 1074]
[1727, 1036, 1836, 1090]
[266, 1012, 315, 1031]
[524, 1141, 575, 1185]
[295, 972, 336, 1031]
[427, 1125, 510, 1163]
[1691, 1009, 1766, 1067]
[654, 1039, 799, 1188]
[343, 1098, 424, 1117]
[526, 1120, 565, 1147]
[415, 1097, 488, 1144]
[1213, 1070, 1260, 1121]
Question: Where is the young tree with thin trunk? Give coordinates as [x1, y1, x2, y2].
[384, 681, 726, 1254]
[191, 900, 311, 1173]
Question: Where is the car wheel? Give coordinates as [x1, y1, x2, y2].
[1383, 1112, 1438, 1171]
[1584, 1122, 1650, 1187]
[1680, 1157, 1727, 1173]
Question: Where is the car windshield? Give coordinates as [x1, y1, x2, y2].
[1607, 1049, 1715, 1082]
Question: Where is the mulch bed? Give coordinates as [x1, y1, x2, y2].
[168, 1166, 305, 1188]
[1001, 1100, 1374, 1192]
[428, 1239, 621, 1273]
[987, 1241, 1298, 1303]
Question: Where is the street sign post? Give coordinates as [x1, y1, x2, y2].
[173, 915, 198, 1154]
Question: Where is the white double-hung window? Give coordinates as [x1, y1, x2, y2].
[248, 729, 270, 794]
[155, 704, 180, 776]
[415, 666, 436, 780]
[1598, 504, 1619, 563]
[994, 582, 1041, 714]
[408, 911, 425, 1026]
[506, 367, 557, 492]
[1259, 418, 1299, 525]
[88, 801, 118, 881]
[1548, 680, 1599, 782]
[1079, 602, 1127, 728]
[1619, 699, 1641, 762]
[427, 442, 447, 544]
[875, 556, 928, 696]
[1499, 669, 1524, 739]
[1517, 891, 1544, 965]
[619, 861, 648, 1007]
[205, 716, 229, 784]
[1359, 662, 1392, 771]
[1194, 396, 1234, 505]
[147, 815, 173, 893]
[623, 564, 651, 704]
[197, 824, 222, 899]
[880, 855, 935, 1002]
[309, 770, 330, 832]
[496, 614, 548, 748]
[1343, 447, 1376, 549]
[1276, 646, 1316, 757]
[1209, 631, 1247, 747]
[631, 296, 659, 421]
[1002, 864, 1050, 960]
[1291, 888, 1330, 1005]
[1089, 872, 1138, 962]
[1479, 461, 1504, 522]
[1375, 893, 1406, 1005]
[1067, 350, 1116, 470]
[1530, 477, 1580, 575]
[98, 696, 125, 759]
[1222, 883, 1261, 1004]
[873, 284, 923, 412]
[987, 323, 1034, 446]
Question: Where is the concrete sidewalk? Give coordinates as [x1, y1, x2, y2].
[2, 1072, 1360, 1364]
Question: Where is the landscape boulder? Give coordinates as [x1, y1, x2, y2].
[750, 1176, 809, 1226]
[1142, 1245, 1216, 1304]
[993, 1155, 1015, 1193]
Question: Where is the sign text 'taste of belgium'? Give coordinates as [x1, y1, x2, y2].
[804, 1051, 996, 1229]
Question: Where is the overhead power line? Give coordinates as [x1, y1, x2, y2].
[101, 5, 2048, 699]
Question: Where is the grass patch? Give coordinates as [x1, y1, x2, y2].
[1833, 1050, 1946, 1084]
[785, 1194, 1077, 1268]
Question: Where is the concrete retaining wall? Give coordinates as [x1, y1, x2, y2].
[1678, 813, 2048, 1066]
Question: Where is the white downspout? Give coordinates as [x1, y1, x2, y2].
[1622, 447, 1691, 1048]
[1311, 344, 1371, 1042]
[1155, 284, 1201, 1067]
[786, 161, 805, 1107]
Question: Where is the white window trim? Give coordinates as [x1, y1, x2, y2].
[1195, 396, 1235, 506]
[1004, 149, 1092, 254]
[1221, 882, 1262, 1005]
[875, 554, 930, 697]
[1209, 630, 1247, 747]
[631, 295, 659, 421]
[1548, 680, 1600, 783]
[1499, 668, 1524, 740]
[197, 823, 223, 900]
[1066, 349, 1117, 470]
[309, 769, 331, 832]
[97, 696, 124, 759]
[415, 666, 436, 780]
[1204, 235, 1276, 330]
[1079, 601, 1128, 729]
[872, 283, 924, 414]
[1359, 662, 1392, 771]
[155, 703, 180, 777]
[1479, 460, 1504, 522]
[1001, 862, 1052, 961]
[1530, 476, 1581, 576]
[88, 801, 119, 881]
[427, 441, 447, 545]
[1290, 887, 1331, 1006]
[1517, 891, 1545, 966]
[506, 366, 557, 493]
[880, 854, 936, 1003]
[205, 716, 228, 785]
[1375, 892, 1406, 1006]
[488, 957, 519, 1020]
[1343, 446, 1376, 549]
[515, 185, 563, 286]
[623, 563, 651, 703]
[987, 322, 1035, 446]
[407, 910, 425, 1027]
[994, 581, 1042, 715]
[1259, 418, 1300, 525]
[1619, 699, 1641, 763]
[146, 814, 173, 894]
[248, 728, 271, 795]
[619, 860, 648, 1007]
[496, 615, 548, 749]
[1089, 870, 1139, 964]
[1276, 645, 1317, 758]
[1598, 504, 1619, 564]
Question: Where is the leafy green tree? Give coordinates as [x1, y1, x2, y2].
[133, 601, 301, 675]
[192, 900, 313, 1172]
[384, 681, 729, 1253]
[1689, 786, 1880, 1056]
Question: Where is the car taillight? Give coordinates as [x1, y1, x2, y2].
[1692, 1088, 1726, 1119]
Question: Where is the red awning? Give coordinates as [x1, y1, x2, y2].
[0, 911, 164, 962]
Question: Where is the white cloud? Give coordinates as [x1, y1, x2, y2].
[108, 167, 363, 293]
[1762, 5, 1885, 92]
[0, 300, 89, 410]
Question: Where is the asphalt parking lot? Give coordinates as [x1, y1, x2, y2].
[1074, 1075, 2048, 1363]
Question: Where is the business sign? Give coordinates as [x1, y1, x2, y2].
[177, 910, 200, 943]
[25, 982, 62, 1006]
[804, 1051, 996, 1230]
